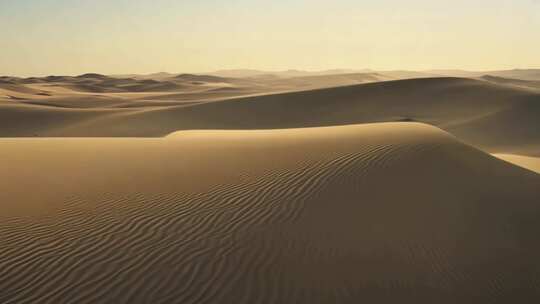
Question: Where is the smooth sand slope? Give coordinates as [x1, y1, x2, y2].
[481, 75, 540, 90]
[1, 123, 539, 303]
[494, 154, 540, 173]
[3, 77, 536, 156]
[0, 72, 386, 108]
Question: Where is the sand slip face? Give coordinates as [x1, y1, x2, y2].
[494, 154, 540, 173]
[1, 123, 539, 303]
[3, 77, 540, 158]
[3, 76, 538, 165]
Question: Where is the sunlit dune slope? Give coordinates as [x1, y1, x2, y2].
[1, 123, 539, 303]
[494, 154, 540, 173]
[37, 77, 539, 155]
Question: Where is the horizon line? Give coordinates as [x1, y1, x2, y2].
[3, 67, 540, 78]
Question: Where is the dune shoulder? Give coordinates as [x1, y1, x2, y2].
[1, 122, 539, 303]
[493, 153, 540, 173]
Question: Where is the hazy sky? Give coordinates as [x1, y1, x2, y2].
[1, 0, 539, 76]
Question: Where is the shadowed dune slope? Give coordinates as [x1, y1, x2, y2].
[1, 123, 539, 303]
[1, 77, 539, 155]
[43, 77, 539, 155]
[494, 154, 540, 173]
[481, 75, 540, 90]
[0, 103, 128, 136]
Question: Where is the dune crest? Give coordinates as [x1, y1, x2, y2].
[2, 77, 538, 158]
[494, 154, 540, 173]
[1, 123, 539, 303]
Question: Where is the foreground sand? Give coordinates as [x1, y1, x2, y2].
[1, 123, 539, 303]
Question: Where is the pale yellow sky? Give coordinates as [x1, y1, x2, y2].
[1, 0, 539, 76]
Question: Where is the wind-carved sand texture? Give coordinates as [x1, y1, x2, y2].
[1, 123, 539, 303]
[1, 71, 540, 303]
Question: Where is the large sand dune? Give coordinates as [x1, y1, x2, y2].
[0, 72, 386, 107]
[3, 77, 537, 156]
[1, 123, 539, 303]
[1, 72, 539, 302]
[494, 154, 540, 173]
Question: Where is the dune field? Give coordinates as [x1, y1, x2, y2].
[1, 71, 540, 303]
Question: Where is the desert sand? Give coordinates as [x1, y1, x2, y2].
[494, 154, 540, 173]
[1, 71, 540, 303]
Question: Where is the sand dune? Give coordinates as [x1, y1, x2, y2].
[210, 68, 365, 78]
[0, 103, 123, 136]
[355, 68, 540, 81]
[494, 154, 540, 173]
[481, 75, 540, 90]
[2, 72, 385, 109]
[6, 77, 535, 156]
[1, 74, 538, 302]
[173, 73, 233, 83]
[253, 72, 389, 90]
[1, 123, 539, 303]
[209, 68, 540, 81]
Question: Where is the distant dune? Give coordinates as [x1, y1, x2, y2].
[1, 123, 539, 303]
[210, 68, 364, 78]
[253, 72, 390, 90]
[0, 71, 385, 107]
[210, 68, 540, 81]
[76, 73, 109, 79]
[481, 75, 540, 90]
[174, 73, 232, 83]
[482, 69, 540, 81]
[3, 77, 536, 156]
[421, 69, 540, 81]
